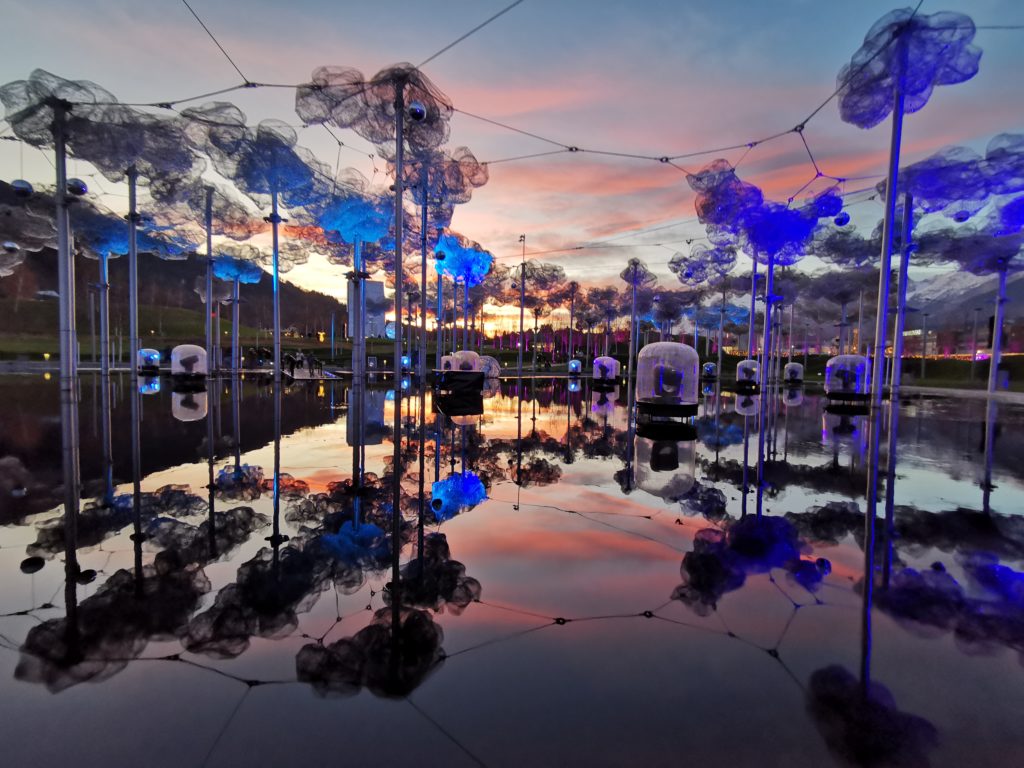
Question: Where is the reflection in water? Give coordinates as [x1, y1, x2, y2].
[0, 371, 1022, 765]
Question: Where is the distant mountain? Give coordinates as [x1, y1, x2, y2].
[0, 246, 346, 337]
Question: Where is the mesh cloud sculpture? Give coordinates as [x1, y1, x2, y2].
[670, 243, 739, 367]
[434, 230, 493, 351]
[837, 8, 980, 411]
[213, 243, 264, 370]
[199, 117, 323, 379]
[296, 64, 453, 155]
[837, 9, 981, 130]
[0, 181, 55, 276]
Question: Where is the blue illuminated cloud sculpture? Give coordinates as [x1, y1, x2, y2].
[433, 230, 493, 287]
[430, 471, 487, 523]
[837, 8, 981, 130]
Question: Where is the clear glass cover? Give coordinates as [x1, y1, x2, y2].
[702, 362, 718, 378]
[568, 359, 582, 374]
[138, 376, 160, 395]
[636, 342, 699, 405]
[440, 355, 455, 371]
[782, 388, 804, 407]
[736, 359, 760, 385]
[634, 436, 696, 500]
[454, 350, 481, 371]
[823, 411, 868, 454]
[735, 393, 760, 416]
[591, 387, 618, 415]
[137, 348, 160, 368]
[172, 390, 208, 422]
[171, 344, 208, 376]
[593, 356, 620, 380]
[784, 362, 804, 382]
[824, 354, 868, 395]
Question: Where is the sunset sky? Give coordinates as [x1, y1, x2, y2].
[2, 0, 1022, 299]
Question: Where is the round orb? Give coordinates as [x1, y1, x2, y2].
[20, 556, 45, 574]
[11, 179, 34, 198]
[833, 212, 850, 226]
[953, 210, 971, 223]
[66, 178, 88, 196]
[408, 101, 427, 122]
[3, 241, 20, 253]
[76, 568, 98, 585]
[435, 251, 446, 261]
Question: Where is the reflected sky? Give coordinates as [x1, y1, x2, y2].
[1, 372, 1024, 767]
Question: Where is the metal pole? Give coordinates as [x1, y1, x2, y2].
[970, 307, 980, 382]
[54, 102, 76, 385]
[856, 289, 864, 356]
[390, 80, 405, 594]
[920, 313, 928, 380]
[755, 252, 776, 517]
[435, 273, 443, 370]
[864, 65, 907, 689]
[205, 187, 214, 371]
[518, 236, 526, 377]
[718, 287, 725, 377]
[330, 311, 335, 360]
[988, 268, 1008, 394]
[627, 264, 638, 392]
[127, 166, 140, 379]
[569, 288, 575, 361]
[747, 262, 758, 359]
[231, 277, 241, 370]
[270, 190, 282, 382]
[462, 281, 469, 352]
[420, 183, 428, 382]
[788, 304, 794, 364]
[99, 254, 110, 376]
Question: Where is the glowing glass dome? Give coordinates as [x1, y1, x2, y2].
[593, 356, 620, 380]
[634, 435, 696, 501]
[784, 362, 804, 384]
[636, 342, 699, 407]
[824, 354, 868, 397]
[736, 359, 760, 387]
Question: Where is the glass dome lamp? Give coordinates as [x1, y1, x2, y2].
[568, 378, 581, 393]
[453, 350, 481, 371]
[735, 392, 760, 416]
[593, 355, 620, 381]
[824, 354, 869, 401]
[736, 359, 760, 391]
[137, 348, 161, 373]
[591, 386, 618, 415]
[823, 411, 868, 453]
[171, 344, 208, 378]
[636, 342, 700, 417]
[782, 387, 804, 407]
[633, 432, 697, 501]
[783, 362, 804, 385]
[138, 376, 161, 395]
[172, 390, 208, 422]
[702, 362, 718, 380]
[439, 355, 456, 371]
[568, 359, 582, 376]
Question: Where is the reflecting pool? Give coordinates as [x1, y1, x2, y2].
[1, 372, 1023, 767]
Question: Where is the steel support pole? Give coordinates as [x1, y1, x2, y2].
[205, 188, 214, 371]
[127, 167, 140, 378]
[270, 191, 282, 382]
[54, 102, 76, 385]
[988, 269, 1008, 394]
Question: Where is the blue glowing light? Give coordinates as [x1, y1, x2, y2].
[433, 230, 493, 287]
[430, 471, 487, 522]
[138, 377, 160, 395]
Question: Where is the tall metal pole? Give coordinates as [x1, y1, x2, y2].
[419, 177, 429, 382]
[970, 307, 980, 382]
[231, 277, 241, 370]
[98, 254, 110, 376]
[864, 63, 907, 682]
[269, 190, 282, 382]
[755, 253, 776, 518]
[803, 323, 808, 371]
[517, 235, 526, 376]
[856, 289, 864, 355]
[747, 261, 758, 358]
[330, 311, 335, 360]
[53, 102, 76, 385]
[788, 303, 794, 364]
[920, 313, 928, 380]
[626, 264, 638, 393]
[988, 268, 1008, 394]
[435, 274, 443, 370]
[882, 192, 914, 588]
[390, 80, 406, 596]
[127, 166, 140, 378]
[205, 187, 214, 371]
[569, 287, 576, 361]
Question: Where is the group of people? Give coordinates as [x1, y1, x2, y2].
[284, 351, 324, 379]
